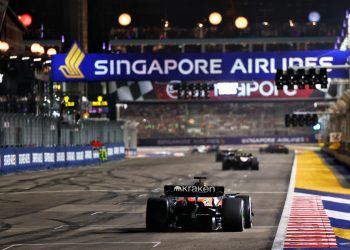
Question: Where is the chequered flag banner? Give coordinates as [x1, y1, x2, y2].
[109, 81, 156, 101]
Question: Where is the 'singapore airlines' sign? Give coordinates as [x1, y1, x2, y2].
[52, 43, 349, 82]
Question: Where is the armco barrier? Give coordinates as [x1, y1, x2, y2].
[0, 144, 125, 175]
[138, 135, 317, 146]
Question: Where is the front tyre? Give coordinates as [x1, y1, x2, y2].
[222, 197, 244, 232]
[146, 197, 170, 231]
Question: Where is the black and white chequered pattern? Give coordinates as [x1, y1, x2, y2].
[108, 81, 156, 101]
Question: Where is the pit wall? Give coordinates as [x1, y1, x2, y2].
[0, 143, 125, 175]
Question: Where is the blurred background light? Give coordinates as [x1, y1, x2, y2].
[18, 13, 32, 27]
[235, 16, 248, 29]
[118, 13, 131, 26]
[308, 11, 321, 23]
[209, 12, 222, 25]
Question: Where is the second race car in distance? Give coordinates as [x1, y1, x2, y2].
[222, 151, 259, 170]
[146, 177, 253, 232]
[259, 144, 289, 154]
[191, 145, 219, 154]
[215, 148, 238, 162]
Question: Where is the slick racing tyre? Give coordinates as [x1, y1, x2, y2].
[216, 153, 222, 162]
[236, 195, 252, 228]
[146, 197, 169, 231]
[251, 158, 259, 171]
[222, 161, 230, 170]
[222, 197, 244, 232]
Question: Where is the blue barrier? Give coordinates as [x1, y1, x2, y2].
[138, 135, 317, 146]
[0, 144, 125, 175]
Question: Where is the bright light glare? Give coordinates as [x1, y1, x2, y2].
[118, 13, 131, 26]
[209, 12, 222, 25]
[313, 123, 321, 131]
[215, 82, 239, 95]
[235, 16, 248, 29]
[308, 11, 321, 22]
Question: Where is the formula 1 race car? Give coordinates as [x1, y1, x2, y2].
[146, 177, 253, 232]
[259, 144, 289, 154]
[191, 145, 219, 154]
[215, 148, 238, 162]
[222, 151, 259, 170]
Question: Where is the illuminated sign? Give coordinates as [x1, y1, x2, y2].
[52, 46, 350, 82]
[215, 82, 239, 95]
[92, 96, 108, 106]
[63, 96, 75, 107]
[89, 107, 109, 114]
[58, 43, 85, 79]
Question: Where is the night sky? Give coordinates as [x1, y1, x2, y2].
[8, 0, 350, 52]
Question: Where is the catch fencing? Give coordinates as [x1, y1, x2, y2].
[0, 113, 125, 147]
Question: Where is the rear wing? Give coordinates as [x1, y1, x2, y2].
[164, 185, 224, 197]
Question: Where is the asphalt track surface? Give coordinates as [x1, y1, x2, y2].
[0, 149, 294, 250]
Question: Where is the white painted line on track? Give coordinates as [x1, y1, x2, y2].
[53, 225, 65, 230]
[236, 191, 287, 194]
[326, 209, 350, 220]
[153, 242, 161, 247]
[1, 241, 161, 250]
[90, 211, 144, 215]
[90, 212, 102, 215]
[52, 224, 146, 231]
[321, 195, 350, 205]
[271, 153, 297, 250]
[0, 189, 148, 195]
[0, 226, 51, 230]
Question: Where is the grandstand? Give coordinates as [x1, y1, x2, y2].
[121, 102, 313, 138]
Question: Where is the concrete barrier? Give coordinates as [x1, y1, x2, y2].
[0, 143, 125, 175]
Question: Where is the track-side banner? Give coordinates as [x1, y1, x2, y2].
[138, 135, 317, 146]
[51, 43, 349, 82]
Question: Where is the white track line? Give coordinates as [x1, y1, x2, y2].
[236, 191, 287, 194]
[0, 189, 147, 195]
[271, 153, 297, 250]
[89, 211, 143, 215]
[1, 241, 161, 250]
[326, 209, 350, 220]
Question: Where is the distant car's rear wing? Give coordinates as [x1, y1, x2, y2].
[164, 185, 225, 197]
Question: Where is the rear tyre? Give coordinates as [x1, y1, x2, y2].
[236, 195, 252, 228]
[222, 197, 244, 232]
[146, 197, 169, 231]
[216, 153, 222, 162]
[222, 161, 230, 170]
[251, 158, 259, 171]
